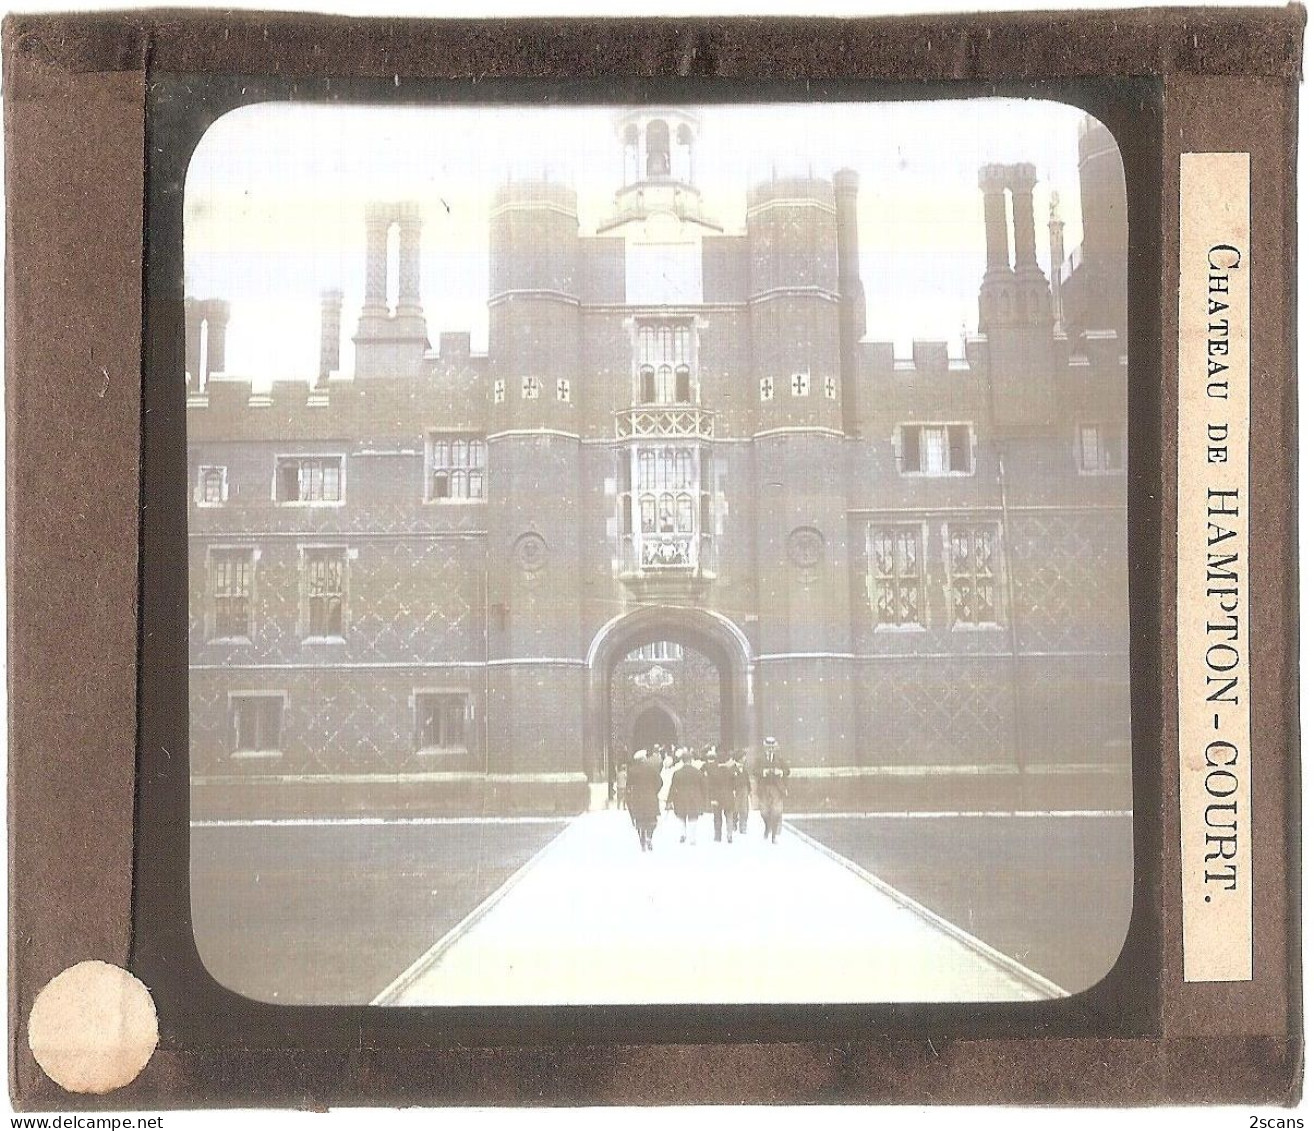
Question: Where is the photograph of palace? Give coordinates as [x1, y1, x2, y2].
[185, 99, 1132, 1007]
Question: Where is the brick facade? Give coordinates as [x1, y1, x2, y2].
[187, 109, 1130, 818]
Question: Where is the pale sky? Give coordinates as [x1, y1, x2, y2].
[184, 98, 1111, 383]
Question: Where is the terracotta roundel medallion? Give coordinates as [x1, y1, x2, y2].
[787, 525, 825, 570]
[513, 531, 549, 574]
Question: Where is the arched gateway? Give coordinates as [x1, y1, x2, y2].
[584, 607, 756, 782]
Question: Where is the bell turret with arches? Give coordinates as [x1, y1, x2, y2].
[599, 108, 721, 235]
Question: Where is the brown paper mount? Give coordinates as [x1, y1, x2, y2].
[4, 7, 1303, 1110]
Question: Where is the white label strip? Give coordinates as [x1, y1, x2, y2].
[1177, 152, 1252, 983]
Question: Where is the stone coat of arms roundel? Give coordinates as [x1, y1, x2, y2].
[787, 526, 825, 570]
[513, 531, 548, 574]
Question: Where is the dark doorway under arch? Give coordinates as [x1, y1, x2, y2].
[631, 704, 679, 751]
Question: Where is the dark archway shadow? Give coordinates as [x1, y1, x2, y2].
[584, 607, 756, 782]
[630, 702, 680, 750]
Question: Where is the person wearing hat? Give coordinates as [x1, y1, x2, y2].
[667, 747, 708, 845]
[754, 736, 791, 844]
[626, 749, 661, 852]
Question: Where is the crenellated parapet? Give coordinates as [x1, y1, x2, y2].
[852, 327, 1126, 442]
[854, 339, 988, 437]
[187, 345, 489, 445]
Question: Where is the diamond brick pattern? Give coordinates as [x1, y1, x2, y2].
[868, 666, 1010, 765]
[1010, 512, 1128, 652]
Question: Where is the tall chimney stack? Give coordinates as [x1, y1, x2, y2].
[201, 299, 230, 376]
[978, 164, 1012, 277]
[1048, 191, 1066, 332]
[184, 297, 202, 386]
[395, 202, 423, 320]
[1008, 163, 1040, 273]
[319, 289, 343, 385]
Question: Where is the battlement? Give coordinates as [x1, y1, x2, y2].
[856, 325, 1126, 393]
[188, 348, 489, 444]
[860, 340, 977, 383]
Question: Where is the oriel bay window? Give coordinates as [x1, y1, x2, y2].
[618, 444, 711, 570]
[636, 323, 693, 405]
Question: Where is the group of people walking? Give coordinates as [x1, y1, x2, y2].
[616, 738, 791, 852]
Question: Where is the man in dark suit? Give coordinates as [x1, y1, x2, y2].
[754, 737, 791, 844]
[668, 748, 707, 845]
[626, 750, 661, 852]
[702, 747, 737, 844]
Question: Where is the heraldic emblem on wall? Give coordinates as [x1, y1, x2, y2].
[634, 664, 676, 692]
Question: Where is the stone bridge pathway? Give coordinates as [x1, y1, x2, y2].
[376, 809, 1064, 1006]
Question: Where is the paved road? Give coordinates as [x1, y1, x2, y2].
[190, 819, 567, 1004]
[384, 810, 1057, 1006]
[191, 809, 1129, 1006]
[792, 813, 1134, 993]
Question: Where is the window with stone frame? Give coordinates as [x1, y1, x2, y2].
[898, 423, 973, 475]
[210, 547, 254, 639]
[230, 694, 283, 756]
[867, 525, 925, 627]
[415, 692, 470, 752]
[616, 443, 709, 571]
[947, 523, 1001, 626]
[303, 548, 346, 639]
[197, 465, 227, 506]
[275, 455, 344, 503]
[428, 435, 486, 501]
[636, 322, 693, 405]
[1077, 422, 1125, 474]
